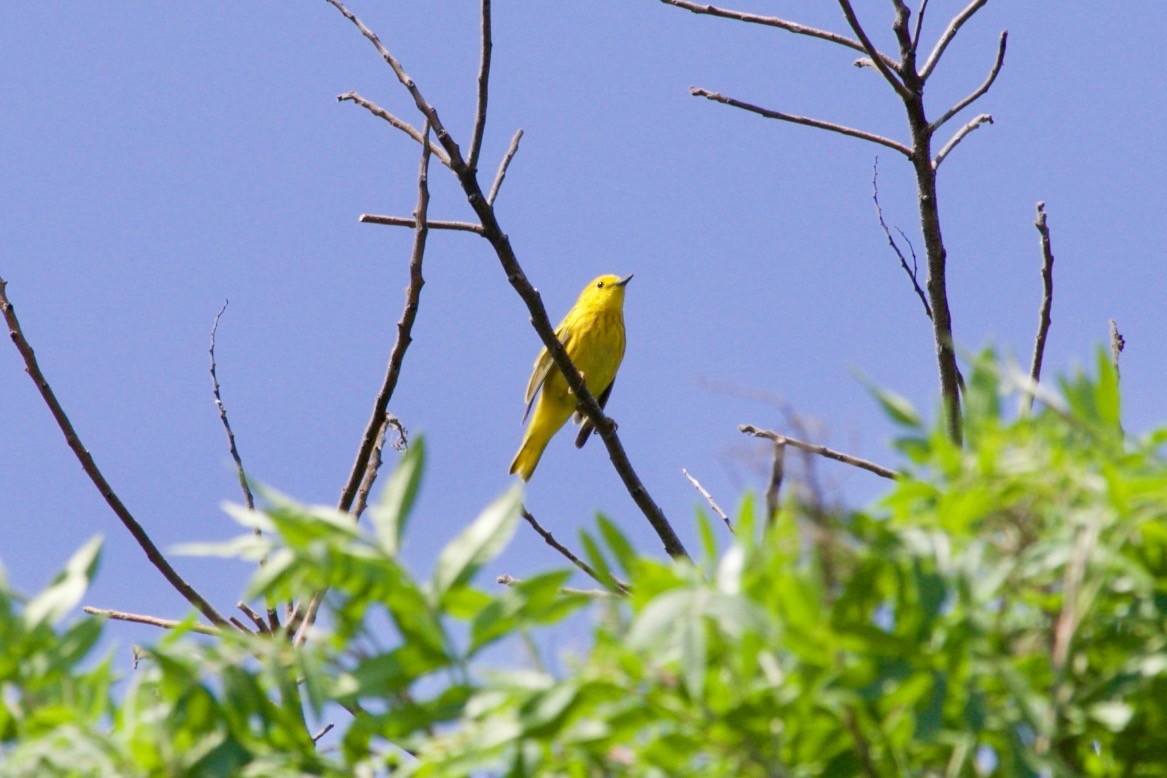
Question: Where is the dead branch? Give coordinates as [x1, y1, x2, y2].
[324, 0, 688, 560]
[659, 0, 902, 73]
[359, 214, 482, 233]
[740, 425, 897, 480]
[83, 605, 219, 635]
[0, 278, 230, 628]
[765, 442, 787, 523]
[1109, 320, 1125, 378]
[487, 128, 524, 206]
[872, 157, 931, 318]
[467, 0, 492, 173]
[932, 113, 993, 170]
[835, 0, 910, 98]
[352, 416, 390, 519]
[521, 507, 630, 594]
[919, 0, 990, 80]
[691, 88, 912, 157]
[337, 91, 450, 165]
[1025, 202, 1055, 411]
[930, 30, 1008, 131]
[681, 468, 733, 532]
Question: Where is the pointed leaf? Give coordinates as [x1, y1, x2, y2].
[432, 484, 522, 598]
[370, 436, 425, 555]
[25, 536, 103, 628]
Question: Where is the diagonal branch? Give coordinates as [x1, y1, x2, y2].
[765, 441, 787, 523]
[681, 468, 733, 532]
[487, 129, 524, 206]
[359, 213, 482, 233]
[1025, 201, 1055, 411]
[912, 0, 931, 51]
[467, 0, 492, 172]
[83, 606, 220, 635]
[919, 0, 989, 80]
[690, 88, 912, 157]
[872, 157, 931, 318]
[521, 507, 629, 594]
[834, 0, 910, 98]
[930, 30, 1008, 131]
[740, 425, 897, 480]
[337, 91, 450, 165]
[1, 278, 230, 628]
[209, 301, 256, 512]
[932, 113, 993, 169]
[658, 0, 902, 73]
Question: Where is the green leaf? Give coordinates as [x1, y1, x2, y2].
[858, 372, 923, 428]
[24, 536, 103, 628]
[595, 514, 636, 578]
[1094, 345, 1121, 430]
[370, 435, 425, 556]
[431, 483, 522, 599]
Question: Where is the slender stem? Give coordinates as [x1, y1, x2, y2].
[930, 31, 1008, 131]
[83, 606, 220, 635]
[337, 91, 450, 165]
[487, 129, 524, 206]
[521, 508, 630, 593]
[1, 278, 230, 627]
[740, 425, 897, 480]
[765, 442, 787, 523]
[359, 214, 482, 233]
[681, 468, 733, 532]
[932, 113, 993, 170]
[690, 88, 912, 157]
[872, 157, 931, 318]
[835, 0, 910, 99]
[1025, 202, 1055, 411]
[467, 0, 492, 173]
[919, 0, 989, 80]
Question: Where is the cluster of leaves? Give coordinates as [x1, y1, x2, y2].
[4, 351, 1167, 776]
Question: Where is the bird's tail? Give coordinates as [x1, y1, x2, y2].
[509, 427, 551, 482]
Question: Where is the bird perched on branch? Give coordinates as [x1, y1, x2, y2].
[509, 273, 633, 481]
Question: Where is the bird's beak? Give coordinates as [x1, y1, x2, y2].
[616, 274, 634, 287]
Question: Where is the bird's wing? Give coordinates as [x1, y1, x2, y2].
[522, 321, 573, 423]
[574, 377, 614, 448]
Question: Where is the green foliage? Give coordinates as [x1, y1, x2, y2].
[4, 353, 1167, 775]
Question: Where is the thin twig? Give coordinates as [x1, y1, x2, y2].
[487, 129, 524, 206]
[237, 601, 270, 634]
[930, 30, 1008, 131]
[83, 606, 219, 635]
[229, 616, 256, 635]
[312, 723, 335, 744]
[467, 0, 491, 173]
[912, 0, 931, 50]
[209, 301, 256, 513]
[337, 92, 450, 165]
[295, 122, 434, 645]
[351, 416, 390, 519]
[932, 113, 993, 170]
[1109, 320, 1125, 379]
[359, 214, 482, 233]
[681, 468, 733, 532]
[0, 278, 230, 628]
[521, 508, 629, 594]
[325, 0, 687, 559]
[1025, 202, 1055, 412]
[691, 88, 912, 157]
[740, 425, 897, 480]
[872, 157, 932, 318]
[765, 442, 787, 523]
[658, 0, 902, 73]
[835, 0, 910, 99]
[919, 0, 989, 80]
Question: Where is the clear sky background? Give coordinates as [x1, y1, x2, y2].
[2, 2, 1165, 647]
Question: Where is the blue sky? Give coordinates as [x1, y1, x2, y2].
[2, 2, 1165, 640]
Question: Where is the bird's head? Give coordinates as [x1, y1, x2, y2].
[577, 273, 633, 311]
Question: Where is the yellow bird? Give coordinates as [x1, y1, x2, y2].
[509, 273, 633, 481]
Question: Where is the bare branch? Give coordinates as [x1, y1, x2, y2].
[312, 723, 335, 744]
[467, 0, 492, 173]
[658, 0, 902, 73]
[83, 606, 219, 635]
[297, 123, 435, 644]
[237, 601, 270, 634]
[1, 278, 230, 628]
[325, 0, 687, 559]
[740, 425, 897, 480]
[1109, 320, 1125, 378]
[765, 442, 787, 523]
[487, 128, 524, 206]
[930, 30, 1008, 131]
[834, 0, 910, 98]
[1025, 202, 1055, 412]
[359, 214, 482, 234]
[919, 0, 989, 80]
[690, 87, 912, 157]
[932, 113, 993, 169]
[521, 507, 630, 594]
[681, 468, 733, 532]
[872, 157, 932, 318]
[351, 415, 390, 519]
[337, 92, 450, 165]
[912, 0, 931, 50]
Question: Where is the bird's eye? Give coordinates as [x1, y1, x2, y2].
[596, 281, 604, 288]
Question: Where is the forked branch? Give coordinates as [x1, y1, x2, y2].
[930, 30, 1008, 131]
[740, 425, 897, 480]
